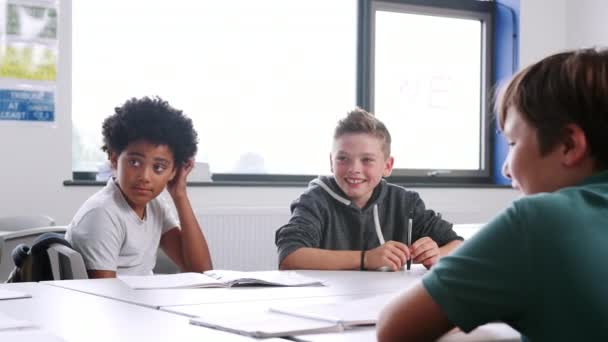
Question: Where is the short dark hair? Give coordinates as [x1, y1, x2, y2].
[101, 96, 198, 166]
[496, 47, 608, 169]
[334, 108, 392, 157]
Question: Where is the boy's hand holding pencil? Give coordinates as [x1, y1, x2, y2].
[364, 241, 410, 271]
[410, 237, 439, 269]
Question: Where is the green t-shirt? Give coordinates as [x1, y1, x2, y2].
[423, 171, 608, 341]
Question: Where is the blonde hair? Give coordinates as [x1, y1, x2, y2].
[334, 108, 391, 157]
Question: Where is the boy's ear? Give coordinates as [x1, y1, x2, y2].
[168, 164, 177, 181]
[329, 153, 334, 173]
[561, 124, 589, 167]
[383, 156, 395, 177]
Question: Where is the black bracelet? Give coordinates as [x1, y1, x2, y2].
[360, 250, 366, 271]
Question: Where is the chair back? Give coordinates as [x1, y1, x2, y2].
[47, 243, 88, 280]
[0, 226, 67, 280]
[154, 249, 179, 274]
[0, 215, 55, 231]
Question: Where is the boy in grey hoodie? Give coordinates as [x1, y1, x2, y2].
[276, 109, 462, 271]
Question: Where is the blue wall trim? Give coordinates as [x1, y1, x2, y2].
[492, 0, 519, 184]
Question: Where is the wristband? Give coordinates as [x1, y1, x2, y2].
[360, 250, 366, 271]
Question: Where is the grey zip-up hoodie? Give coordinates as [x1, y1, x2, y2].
[275, 176, 462, 265]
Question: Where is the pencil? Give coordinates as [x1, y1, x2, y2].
[407, 218, 412, 270]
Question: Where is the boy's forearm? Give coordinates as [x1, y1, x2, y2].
[279, 248, 361, 270]
[87, 270, 117, 279]
[438, 240, 462, 257]
[377, 283, 453, 341]
[173, 195, 212, 272]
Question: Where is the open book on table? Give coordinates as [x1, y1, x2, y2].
[205, 270, 324, 287]
[119, 270, 324, 290]
[0, 311, 36, 331]
[189, 293, 398, 338]
[268, 292, 397, 327]
[0, 289, 31, 301]
[190, 311, 342, 338]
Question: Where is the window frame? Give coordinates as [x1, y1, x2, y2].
[358, 0, 495, 183]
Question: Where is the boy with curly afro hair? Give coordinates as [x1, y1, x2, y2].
[66, 97, 212, 278]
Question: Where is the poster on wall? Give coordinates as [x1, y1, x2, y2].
[0, 88, 53, 121]
[0, 0, 58, 122]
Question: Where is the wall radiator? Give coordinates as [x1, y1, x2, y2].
[153, 208, 482, 273]
[197, 207, 291, 271]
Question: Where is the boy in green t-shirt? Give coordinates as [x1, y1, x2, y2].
[377, 48, 608, 341]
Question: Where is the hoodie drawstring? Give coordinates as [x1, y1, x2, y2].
[373, 204, 385, 245]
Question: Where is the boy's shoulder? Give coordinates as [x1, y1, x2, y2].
[72, 179, 130, 223]
[80, 181, 118, 208]
[516, 171, 608, 211]
[298, 178, 337, 203]
[499, 182, 608, 253]
[382, 181, 421, 201]
[81, 179, 170, 216]
[293, 176, 350, 210]
[511, 181, 607, 230]
[517, 179, 606, 209]
[512, 191, 567, 216]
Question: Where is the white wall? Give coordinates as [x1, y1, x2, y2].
[519, 0, 567, 67]
[519, 0, 608, 68]
[565, 0, 608, 48]
[4, 0, 605, 227]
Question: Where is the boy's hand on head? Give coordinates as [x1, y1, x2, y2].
[167, 159, 194, 200]
[366, 241, 410, 271]
[411, 237, 439, 269]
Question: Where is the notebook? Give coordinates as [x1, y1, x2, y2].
[0, 329, 66, 342]
[119, 273, 223, 289]
[0, 311, 36, 331]
[268, 292, 397, 327]
[119, 270, 324, 290]
[189, 293, 397, 338]
[0, 289, 31, 301]
[205, 270, 325, 287]
[190, 311, 342, 338]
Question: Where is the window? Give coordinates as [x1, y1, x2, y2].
[72, 0, 356, 176]
[71, 0, 495, 183]
[362, 0, 493, 179]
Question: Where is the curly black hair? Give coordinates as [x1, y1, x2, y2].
[101, 96, 198, 166]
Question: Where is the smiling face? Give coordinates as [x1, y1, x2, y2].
[110, 140, 176, 217]
[330, 133, 394, 208]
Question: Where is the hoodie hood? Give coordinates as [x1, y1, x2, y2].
[309, 176, 351, 206]
[309, 176, 387, 209]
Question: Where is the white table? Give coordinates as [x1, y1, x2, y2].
[161, 294, 520, 342]
[291, 324, 520, 342]
[40, 267, 520, 341]
[453, 223, 483, 240]
[160, 293, 381, 317]
[44, 266, 427, 309]
[155, 268, 520, 342]
[0, 282, 269, 342]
